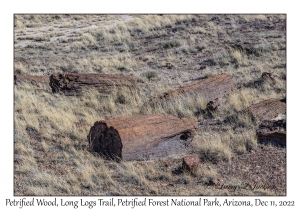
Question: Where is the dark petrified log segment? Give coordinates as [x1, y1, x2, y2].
[248, 98, 286, 145]
[257, 120, 286, 145]
[49, 73, 138, 96]
[148, 73, 235, 106]
[247, 98, 286, 122]
[14, 75, 49, 86]
[88, 114, 198, 161]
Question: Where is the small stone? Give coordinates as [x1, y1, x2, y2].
[207, 97, 227, 111]
[182, 155, 200, 174]
[208, 178, 223, 186]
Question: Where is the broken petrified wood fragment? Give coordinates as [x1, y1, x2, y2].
[182, 155, 200, 174]
[248, 98, 286, 145]
[257, 120, 286, 145]
[247, 98, 286, 122]
[87, 114, 198, 161]
[49, 73, 138, 96]
[148, 73, 235, 108]
[207, 97, 226, 111]
[14, 75, 49, 86]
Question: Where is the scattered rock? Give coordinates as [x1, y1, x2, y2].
[74, 122, 88, 128]
[262, 72, 276, 81]
[207, 178, 224, 186]
[207, 97, 226, 111]
[35, 89, 45, 93]
[166, 62, 173, 69]
[182, 155, 200, 174]
[280, 73, 286, 80]
[88, 114, 198, 161]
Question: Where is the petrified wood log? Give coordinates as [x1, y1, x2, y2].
[49, 73, 138, 96]
[148, 73, 235, 107]
[14, 75, 49, 86]
[248, 99, 286, 145]
[87, 114, 198, 161]
[257, 120, 286, 145]
[247, 98, 286, 122]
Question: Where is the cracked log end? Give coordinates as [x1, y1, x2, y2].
[88, 122, 123, 160]
[88, 114, 198, 161]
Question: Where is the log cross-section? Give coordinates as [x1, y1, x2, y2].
[88, 114, 198, 161]
[49, 73, 138, 96]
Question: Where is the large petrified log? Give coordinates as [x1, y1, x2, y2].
[14, 75, 49, 86]
[248, 98, 286, 145]
[148, 73, 235, 108]
[49, 73, 138, 96]
[87, 114, 198, 161]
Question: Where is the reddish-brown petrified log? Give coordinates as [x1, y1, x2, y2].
[148, 73, 235, 106]
[14, 75, 49, 86]
[88, 114, 198, 161]
[247, 98, 286, 122]
[49, 73, 138, 96]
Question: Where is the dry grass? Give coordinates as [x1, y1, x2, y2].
[14, 14, 286, 196]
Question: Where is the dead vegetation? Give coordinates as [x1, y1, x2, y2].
[14, 14, 286, 196]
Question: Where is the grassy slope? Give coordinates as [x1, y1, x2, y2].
[14, 14, 286, 195]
